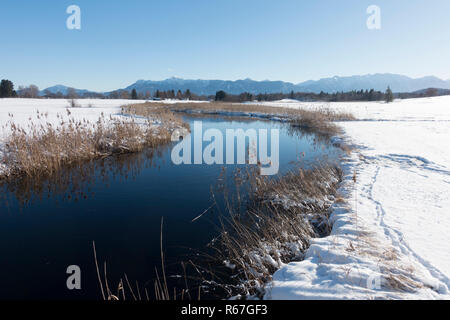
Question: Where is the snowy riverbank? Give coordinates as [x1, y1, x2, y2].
[262, 96, 450, 299]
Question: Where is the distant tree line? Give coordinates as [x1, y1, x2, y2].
[396, 88, 450, 99]
[152, 89, 206, 101]
[1, 78, 448, 103]
[102, 89, 205, 100]
[214, 87, 394, 103]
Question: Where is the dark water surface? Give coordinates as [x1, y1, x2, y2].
[0, 116, 340, 300]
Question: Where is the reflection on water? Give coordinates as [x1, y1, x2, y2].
[0, 116, 341, 300]
[1, 147, 169, 208]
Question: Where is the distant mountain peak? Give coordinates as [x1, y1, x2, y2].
[40, 84, 91, 96]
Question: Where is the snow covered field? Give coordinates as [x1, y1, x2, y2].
[262, 97, 450, 299]
[1, 97, 449, 300]
[0, 98, 206, 138]
[0, 98, 147, 136]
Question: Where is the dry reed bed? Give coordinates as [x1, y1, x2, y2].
[0, 105, 186, 179]
[203, 165, 342, 298]
[132, 101, 355, 137]
[90, 164, 344, 300]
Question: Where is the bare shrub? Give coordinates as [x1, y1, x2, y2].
[68, 99, 80, 108]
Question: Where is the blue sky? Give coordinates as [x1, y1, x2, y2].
[1, 0, 449, 91]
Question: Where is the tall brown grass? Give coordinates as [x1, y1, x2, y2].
[128, 101, 355, 137]
[207, 165, 342, 298]
[1, 106, 186, 179]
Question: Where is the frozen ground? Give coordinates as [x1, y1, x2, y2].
[262, 96, 450, 299]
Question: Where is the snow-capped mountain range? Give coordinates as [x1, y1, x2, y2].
[42, 73, 450, 96]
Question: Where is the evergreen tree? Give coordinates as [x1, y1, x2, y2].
[131, 88, 138, 100]
[215, 90, 226, 101]
[368, 89, 375, 101]
[385, 86, 394, 103]
[0, 79, 17, 98]
[184, 89, 191, 100]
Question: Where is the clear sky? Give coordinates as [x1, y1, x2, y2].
[1, 0, 449, 91]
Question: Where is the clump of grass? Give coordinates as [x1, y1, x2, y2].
[1, 107, 186, 179]
[289, 109, 344, 136]
[122, 103, 189, 130]
[208, 165, 342, 298]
